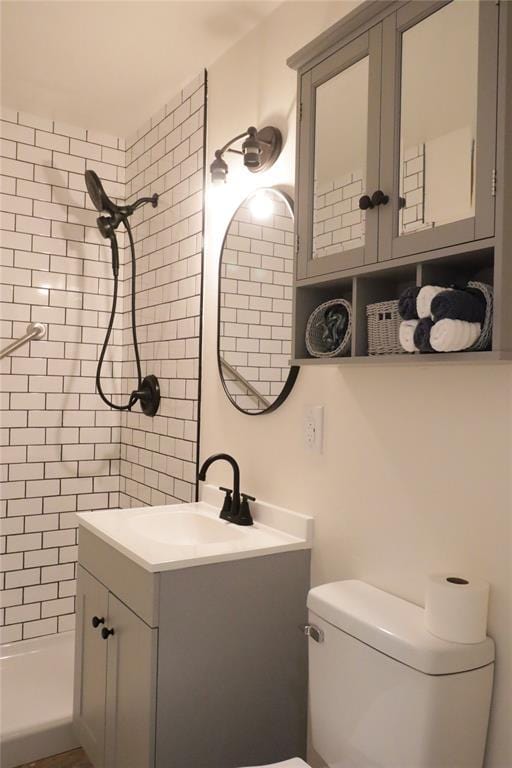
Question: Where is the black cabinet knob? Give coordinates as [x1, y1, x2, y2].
[92, 616, 104, 628]
[358, 194, 374, 210]
[371, 190, 389, 207]
[101, 626, 115, 639]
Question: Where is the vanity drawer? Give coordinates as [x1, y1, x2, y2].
[78, 526, 160, 627]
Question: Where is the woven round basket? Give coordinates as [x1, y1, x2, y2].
[466, 281, 493, 352]
[305, 298, 352, 358]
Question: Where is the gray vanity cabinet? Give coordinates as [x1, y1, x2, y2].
[74, 565, 157, 768]
[104, 593, 157, 768]
[74, 566, 109, 768]
[74, 527, 310, 768]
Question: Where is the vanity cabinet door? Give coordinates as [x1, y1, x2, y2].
[104, 592, 158, 768]
[74, 566, 109, 768]
[379, 0, 499, 261]
[296, 25, 382, 279]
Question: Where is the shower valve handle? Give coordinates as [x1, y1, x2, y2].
[92, 616, 104, 628]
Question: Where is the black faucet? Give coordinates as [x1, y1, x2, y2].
[197, 453, 253, 525]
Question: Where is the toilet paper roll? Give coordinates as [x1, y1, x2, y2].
[424, 574, 490, 644]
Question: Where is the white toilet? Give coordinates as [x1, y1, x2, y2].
[246, 580, 495, 768]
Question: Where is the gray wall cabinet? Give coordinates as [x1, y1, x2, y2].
[74, 528, 310, 768]
[289, 0, 512, 364]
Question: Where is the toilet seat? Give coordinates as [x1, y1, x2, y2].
[239, 759, 310, 768]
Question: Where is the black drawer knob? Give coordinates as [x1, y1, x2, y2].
[371, 190, 389, 207]
[101, 626, 115, 639]
[92, 616, 104, 628]
[358, 194, 374, 210]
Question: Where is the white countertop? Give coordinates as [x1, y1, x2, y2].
[76, 485, 313, 573]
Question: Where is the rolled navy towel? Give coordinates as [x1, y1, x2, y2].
[413, 317, 435, 352]
[416, 285, 453, 319]
[431, 288, 486, 324]
[430, 318, 481, 352]
[399, 320, 419, 353]
[398, 286, 420, 320]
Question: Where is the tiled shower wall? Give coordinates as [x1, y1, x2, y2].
[0, 112, 125, 642]
[119, 72, 205, 508]
[0, 71, 206, 641]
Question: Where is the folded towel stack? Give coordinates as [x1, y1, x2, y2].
[397, 283, 484, 354]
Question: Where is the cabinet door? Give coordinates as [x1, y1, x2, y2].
[104, 592, 158, 768]
[379, 0, 499, 260]
[74, 566, 109, 768]
[296, 25, 382, 279]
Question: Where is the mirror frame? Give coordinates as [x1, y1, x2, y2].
[216, 187, 299, 416]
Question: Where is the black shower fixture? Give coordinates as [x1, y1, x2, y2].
[84, 169, 160, 417]
[210, 126, 282, 183]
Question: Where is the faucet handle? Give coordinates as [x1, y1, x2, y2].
[237, 493, 255, 526]
[219, 487, 232, 520]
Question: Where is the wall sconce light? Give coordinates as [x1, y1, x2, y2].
[210, 126, 282, 184]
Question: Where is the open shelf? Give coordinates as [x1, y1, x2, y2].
[293, 244, 499, 365]
[294, 275, 352, 360]
[292, 351, 511, 366]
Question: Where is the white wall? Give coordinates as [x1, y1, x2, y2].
[202, 3, 512, 767]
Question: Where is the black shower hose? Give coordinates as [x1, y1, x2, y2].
[96, 216, 142, 411]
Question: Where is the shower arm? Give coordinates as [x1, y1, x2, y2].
[121, 193, 159, 217]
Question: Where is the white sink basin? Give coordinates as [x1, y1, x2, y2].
[128, 510, 245, 546]
[76, 487, 313, 572]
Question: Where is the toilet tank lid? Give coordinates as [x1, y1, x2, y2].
[307, 580, 495, 675]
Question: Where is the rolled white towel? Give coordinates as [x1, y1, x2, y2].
[416, 285, 453, 319]
[399, 320, 419, 353]
[430, 318, 481, 352]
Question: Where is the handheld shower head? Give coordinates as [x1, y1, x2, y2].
[86, 168, 161, 417]
[85, 169, 118, 214]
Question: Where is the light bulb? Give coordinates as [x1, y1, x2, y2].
[249, 190, 274, 220]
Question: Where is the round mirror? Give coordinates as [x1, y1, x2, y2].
[218, 188, 299, 414]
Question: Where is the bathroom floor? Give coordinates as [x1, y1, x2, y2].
[18, 749, 91, 768]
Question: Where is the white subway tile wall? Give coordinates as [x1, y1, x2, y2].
[118, 71, 205, 508]
[0, 112, 124, 642]
[219, 197, 293, 412]
[0, 71, 206, 641]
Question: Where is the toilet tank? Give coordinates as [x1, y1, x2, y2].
[307, 581, 494, 768]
